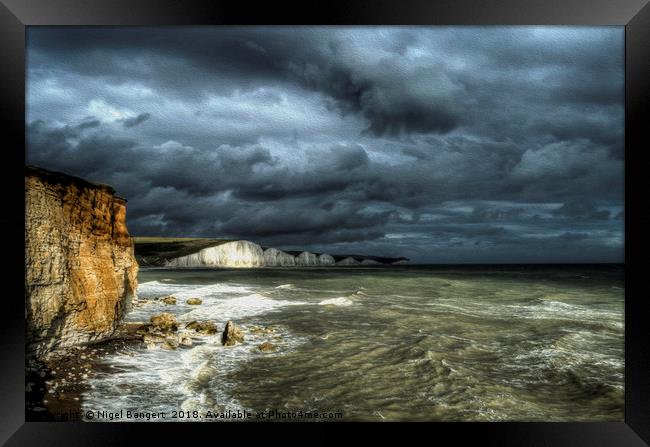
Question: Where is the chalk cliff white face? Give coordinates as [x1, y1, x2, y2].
[166, 241, 267, 268]
[264, 248, 297, 267]
[26, 27, 624, 263]
[165, 242, 350, 268]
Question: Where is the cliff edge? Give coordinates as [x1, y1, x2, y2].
[25, 166, 138, 357]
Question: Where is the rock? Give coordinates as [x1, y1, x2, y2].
[186, 297, 202, 305]
[161, 295, 177, 305]
[179, 334, 193, 346]
[186, 321, 218, 335]
[162, 338, 179, 350]
[25, 166, 138, 357]
[222, 320, 244, 346]
[149, 313, 178, 332]
[258, 342, 277, 353]
[249, 325, 276, 335]
[143, 333, 167, 344]
[249, 325, 264, 334]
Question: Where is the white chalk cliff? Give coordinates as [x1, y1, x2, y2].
[165, 240, 266, 268]
[318, 254, 336, 266]
[295, 251, 319, 266]
[336, 256, 361, 266]
[263, 247, 297, 267]
[154, 240, 406, 268]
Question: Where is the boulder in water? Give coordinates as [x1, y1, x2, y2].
[249, 325, 275, 335]
[222, 320, 244, 346]
[143, 333, 166, 344]
[162, 338, 180, 350]
[161, 295, 177, 305]
[186, 297, 202, 305]
[149, 313, 178, 332]
[258, 342, 277, 353]
[186, 320, 218, 335]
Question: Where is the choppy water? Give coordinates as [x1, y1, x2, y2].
[82, 265, 624, 421]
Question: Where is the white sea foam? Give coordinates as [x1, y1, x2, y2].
[424, 298, 622, 331]
[507, 300, 623, 330]
[319, 297, 353, 306]
[181, 293, 308, 322]
[83, 280, 310, 419]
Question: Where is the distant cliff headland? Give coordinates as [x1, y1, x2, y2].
[134, 237, 409, 268]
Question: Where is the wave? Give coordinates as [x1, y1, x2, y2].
[84, 279, 313, 418]
[318, 297, 354, 307]
[422, 297, 622, 332]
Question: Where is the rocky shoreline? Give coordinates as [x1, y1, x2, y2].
[25, 328, 142, 421]
[26, 294, 279, 421]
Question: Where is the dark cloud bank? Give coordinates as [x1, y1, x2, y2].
[26, 27, 624, 263]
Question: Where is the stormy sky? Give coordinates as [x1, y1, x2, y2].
[26, 26, 624, 263]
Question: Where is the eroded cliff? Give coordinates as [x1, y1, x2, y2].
[264, 247, 297, 267]
[25, 166, 138, 357]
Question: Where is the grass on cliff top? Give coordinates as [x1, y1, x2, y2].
[133, 237, 232, 262]
[133, 237, 207, 244]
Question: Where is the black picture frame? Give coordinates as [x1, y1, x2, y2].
[1, 0, 648, 445]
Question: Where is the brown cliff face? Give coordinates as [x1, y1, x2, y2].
[25, 166, 138, 357]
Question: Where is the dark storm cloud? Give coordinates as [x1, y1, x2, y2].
[27, 27, 464, 136]
[76, 119, 101, 130]
[552, 200, 612, 220]
[122, 112, 151, 128]
[26, 27, 624, 263]
[27, 120, 138, 176]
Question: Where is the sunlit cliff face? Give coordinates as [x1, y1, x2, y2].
[163, 241, 354, 268]
[166, 241, 266, 268]
[26, 27, 624, 263]
[25, 167, 138, 356]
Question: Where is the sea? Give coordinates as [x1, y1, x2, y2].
[82, 265, 624, 422]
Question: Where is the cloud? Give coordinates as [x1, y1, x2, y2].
[122, 112, 151, 128]
[552, 200, 612, 220]
[25, 26, 624, 263]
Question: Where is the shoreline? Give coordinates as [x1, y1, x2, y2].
[26, 323, 147, 422]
